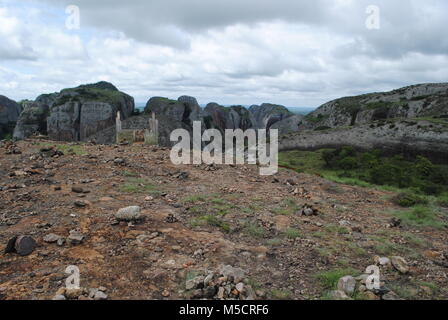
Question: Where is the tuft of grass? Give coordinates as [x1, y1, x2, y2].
[119, 177, 162, 195]
[244, 222, 266, 239]
[284, 228, 301, 239]
[266, 238, 282, 246]
[190, 215, 230, 233]
[270, 289, 292, 300]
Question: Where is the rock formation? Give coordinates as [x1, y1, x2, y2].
[299, 83, 448, 130]
[44, 82, 134, 142]
[249, 103, 294, 130]
[0, 95, 21, 139]
[13, 101, 50, 140]
[203, 103, 253, 132]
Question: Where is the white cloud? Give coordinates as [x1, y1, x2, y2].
[0, 0, 447, 107]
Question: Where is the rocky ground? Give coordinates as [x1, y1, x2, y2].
[0, 139, 447, 300]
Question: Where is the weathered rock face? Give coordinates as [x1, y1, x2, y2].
[13, 101, 50, 140]
[249, 103, 293, 130]
[46, 82, 134, 142]
[0, 95, 21, 139]
[270, 114, 304, 135]
[300, 83, 448, 130]
[280, 118, 448, 163]
[203, 103, 253, 132]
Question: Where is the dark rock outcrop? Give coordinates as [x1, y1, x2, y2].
[13, 101, 50, 139]
[0, 95, 21, 139]
[249, 103, 293, 130]
[46, 82, 134, 141]
[203, 103, 253, 132]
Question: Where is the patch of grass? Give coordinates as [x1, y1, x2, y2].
[182, 194, 207, 204]
[283, 228, 301, 239]
[119, 177, 162, 195]
[266, 238, 282, 246]
[392, 205, 447, 229]
[122, 170, 139, 177]
[324, 224, 350, 235]
[314, 268, 359, 290]
[272, 198, 299, 216]
[190, 215, 230, 233]
[371, 236, 414, 256]
[437, 193, 448, 207]
[270, 289, 292, 300]
[244, 222, 266, 239]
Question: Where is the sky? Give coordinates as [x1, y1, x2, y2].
[0, 0, 447, 107]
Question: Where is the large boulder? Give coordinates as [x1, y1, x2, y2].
[249, 103, 293, 130]
[0, 95, 21, 139]
[13, 101, 50, 139]
[47, 82, 134, 142]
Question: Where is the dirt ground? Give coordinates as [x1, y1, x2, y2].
[0, 139, 447, 300]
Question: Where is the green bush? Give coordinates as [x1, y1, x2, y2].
[392, 193, 428, 208]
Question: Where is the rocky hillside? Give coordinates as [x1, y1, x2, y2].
[0, 96, 21, 140]
[279, 83, 448, 161]
[299, 83, 448, 130]
[1, 140, 447, 300]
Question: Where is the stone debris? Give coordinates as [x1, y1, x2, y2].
[68, 230, 85, 245]
[184, 266, 255, 300]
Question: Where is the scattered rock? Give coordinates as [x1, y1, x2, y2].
[68, 230, 85, 245]
[5, 235, 37, 256]
[43, 233, 62, 243]
[391, 256, 409, 274]
[337, 276, 356, 295]
[329, 290, 351, 300]
[93, 290, 108, 300]
[74, 200, 88, 208]
[115, 206, 142, 222]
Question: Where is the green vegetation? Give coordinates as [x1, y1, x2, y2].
[283, 228, 301, 239]
[244, 221, 266, 238]
[280, 147, 448, 197]
[270, 289, 292, 300]
[119, 177, 162, 195]
[392, 192, 429, 207]
[36, 142, 87, 156]
[305, 113, 328, 124]
[392, 206, 447, 229]
[190, 214, 230, 233]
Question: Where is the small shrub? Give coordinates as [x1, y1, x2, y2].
[392, 193, 428, 208]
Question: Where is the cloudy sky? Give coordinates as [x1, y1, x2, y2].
[0, 0, 447, 107]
